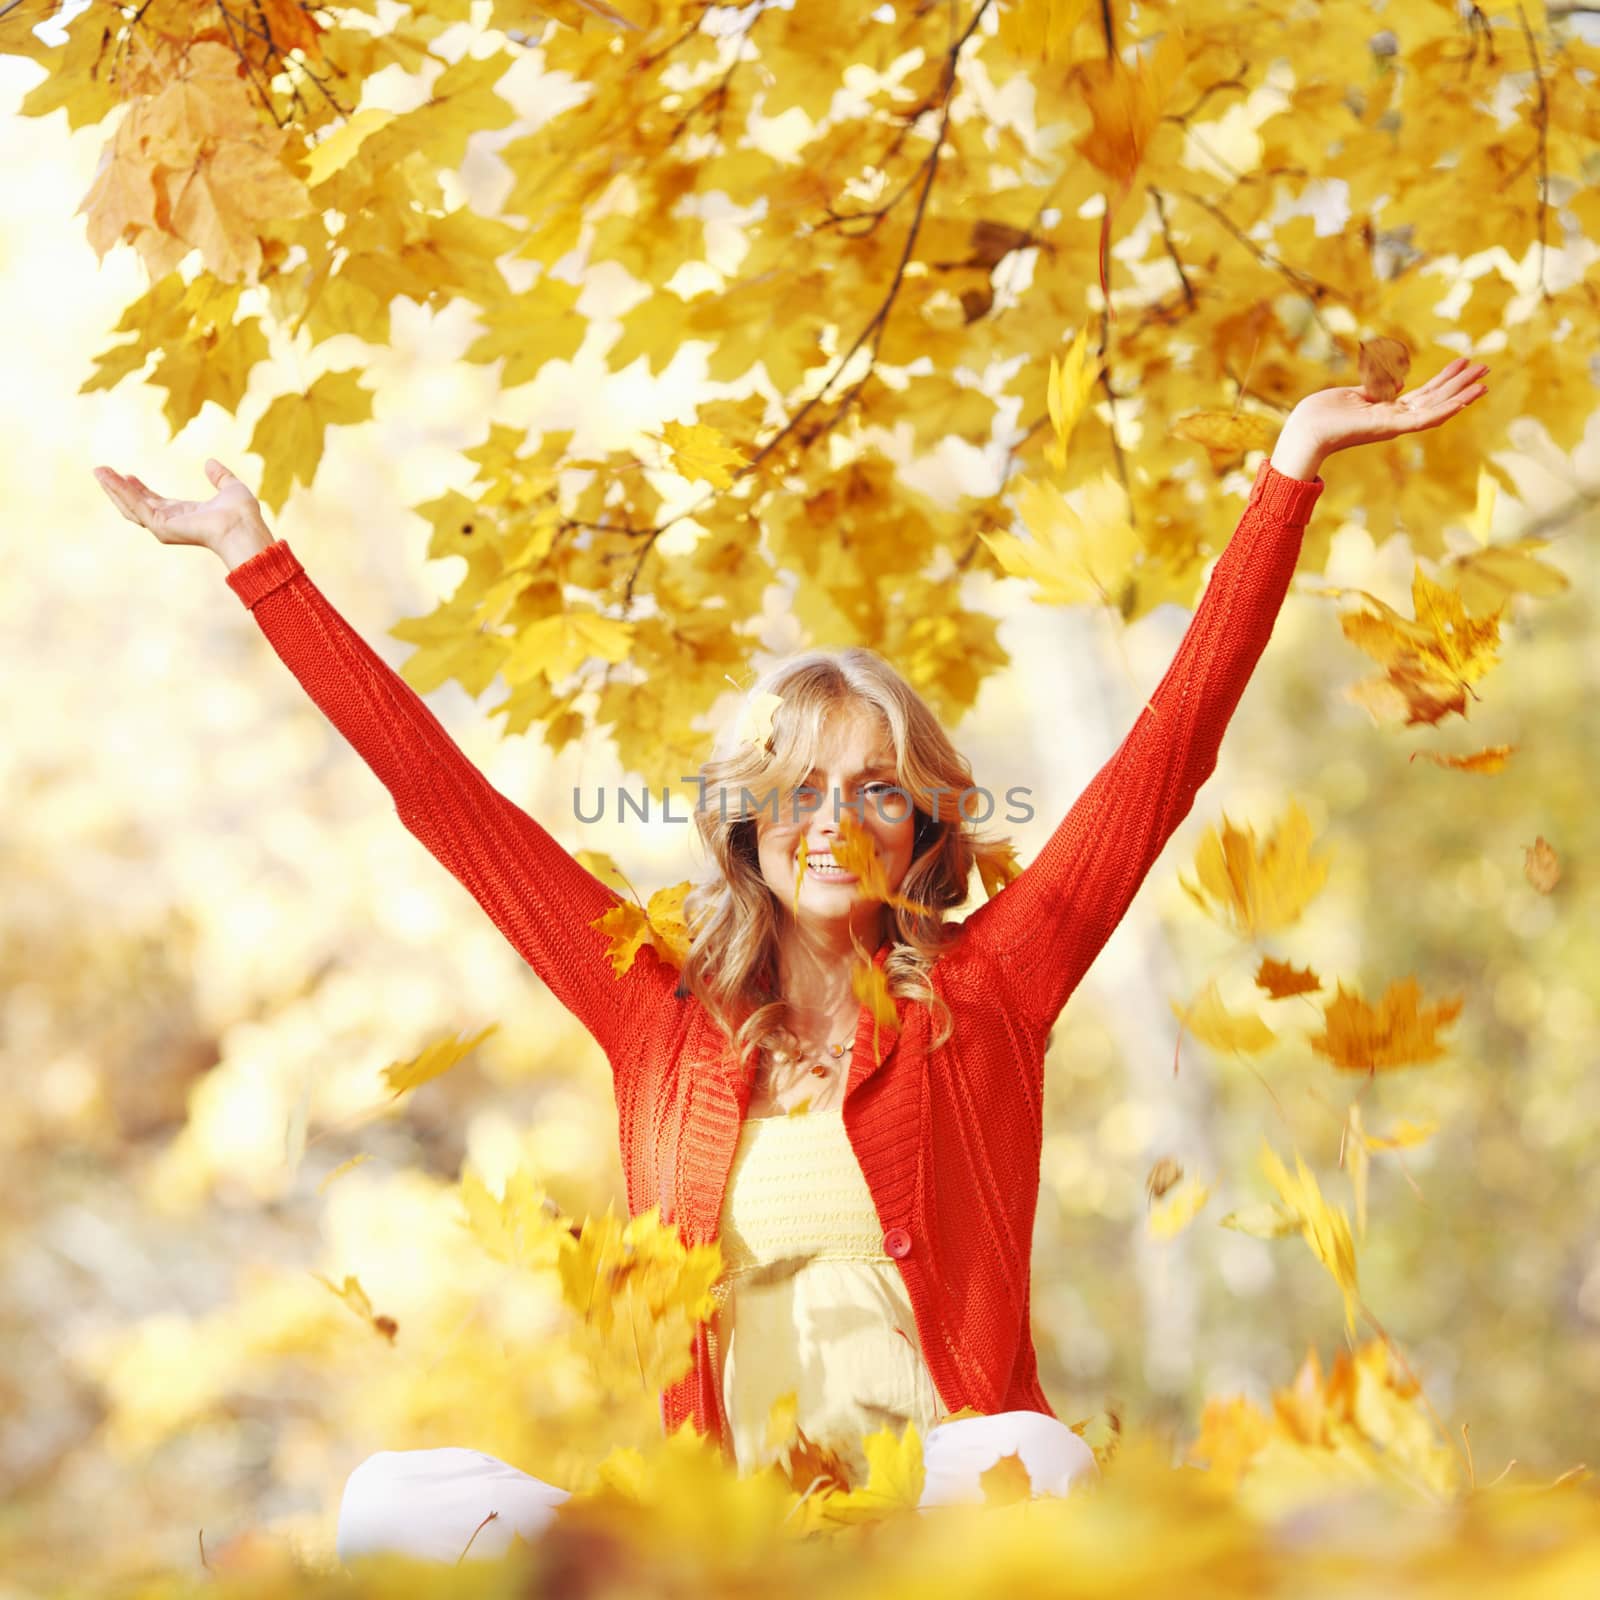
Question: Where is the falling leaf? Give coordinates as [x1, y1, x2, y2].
[381, 1023, 499, 1097]
[1463, 463, 1498, 548]
[574, 848, 633, 894]
[983, 469, 1142, 610]
[1149, 1177, 1211, 1240]
[1523, 836, 1561, 893]
[458, 1164, 567, 1271]
[1259, 1141, 1361, 1335]
[1146, 1156, 1184, 1202]
[312, 1272, 398, 1343]
[977, 840, 1024, 900]
[1255, 957, 1322, 999]
[1408, 744, 1516, 773]
[1179, 800, 1331, 938]
[1332, 570, 1504, 728]
[1308, 977, 1464, 1075]
[1219, 1202, 1302, 1239]
[592, 880, 694, 975]
[827, 813, 938, 918]
[1172, 979, 1277, 1055]
[1444, 536, 1569, 615]
[316, 1153, 372, 1195]
[556, 1204, 724, 1394]
[1044, 320, 1100, 471]
[1357, 336, 1411, 402]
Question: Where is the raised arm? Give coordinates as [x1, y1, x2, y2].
[954, 457, 1321, 1041]
[224, 540, 680, 1064]
[953, 355, 1491, 1044]
[93, 459, 679, 1071]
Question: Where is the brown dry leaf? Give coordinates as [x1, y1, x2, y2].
[1409, 744, 1516, 773]
[1255, 957, 1322, 999]
[1358, 336, 1411, 402]
[1524, 835, 1561, 893]
[1308, 977, 1464, 1075]
[1146, 1156, 1184, 1201]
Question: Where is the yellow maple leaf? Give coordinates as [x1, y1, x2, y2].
[976, 839, 1024, 900]
[659, 419, 749, 489]
[1307, 977, 1464, 1074]
[827, 813, 937, 918]
[591, 880, 693, 975]
[1171, 979, 1276, 1055]
[504, 608, 635, 686]
[1179, 799, 1330, 939]
[458, 1163, 567, 1272]
[380, 1023, 499, 1097]
[816, 1423, 925, 1525]
[556, 1204, 723, 1394]
[1333, 568, 1504, 728]
[247, 368, 374, 516]
[982, 469, 1141, 610]
[1259, 1142, 1361, 1336]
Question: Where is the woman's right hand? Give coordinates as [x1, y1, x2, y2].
[93, 458, 274, 568]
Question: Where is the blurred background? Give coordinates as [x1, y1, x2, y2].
[3, 13, 1598, 1594]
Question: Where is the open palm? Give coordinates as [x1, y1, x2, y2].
[92, 458, 263, 549]
[1294, 356, 1489, 457]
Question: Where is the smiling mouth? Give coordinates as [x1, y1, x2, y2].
[799, 854, 857, 882]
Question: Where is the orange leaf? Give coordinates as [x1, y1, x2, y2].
[1255, 957, 1321, 999]
[1408, 744, 1516, 773]
[1523, 835, 1561, 893]
[1307, 977, 1464, 1074]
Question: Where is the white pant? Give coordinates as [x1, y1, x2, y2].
[336, 1411, 1099, 1565]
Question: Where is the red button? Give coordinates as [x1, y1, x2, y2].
[883, 1227, 912, 1259]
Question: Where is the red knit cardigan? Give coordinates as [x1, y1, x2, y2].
[225, 457, 1323, 1459]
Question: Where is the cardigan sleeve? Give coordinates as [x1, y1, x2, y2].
[224, 539, 677, 1067]
[951, 457, 1324, 1042]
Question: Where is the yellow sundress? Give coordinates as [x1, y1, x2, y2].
[707, 1106, 948, 1487]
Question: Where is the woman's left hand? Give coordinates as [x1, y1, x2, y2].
[1294, 356, 1490, 459]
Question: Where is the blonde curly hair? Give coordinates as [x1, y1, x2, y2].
[674, 646, 1019, 1083]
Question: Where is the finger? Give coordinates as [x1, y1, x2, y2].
[205, 457, 239, 486]
[1408, 360, 1488, 405]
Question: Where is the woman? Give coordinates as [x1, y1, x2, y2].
[93, 358, 1489, 1564]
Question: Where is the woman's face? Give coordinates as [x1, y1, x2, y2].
[754, 703, 916, 936]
